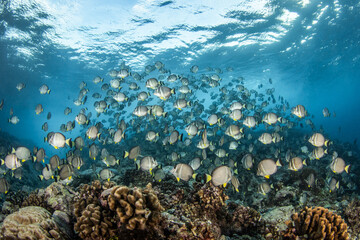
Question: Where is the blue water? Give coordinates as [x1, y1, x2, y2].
[0, 0, 359, 154]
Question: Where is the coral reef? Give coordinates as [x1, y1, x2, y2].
[73, 180, 117, 240]
[21, 190, 53, 213]
[229, 205, 262, 234]
[1, 190, 27, 215]
[283, 206, 349, 240]
[22, 182, 75, 216]
[0, 206, 68, 240]
[74, 203, 117, 240]
[262, 205, 295, 232]
[73, 180, 115, 219]
[162, 182, 263, 239]
[74, 181, 165, 240]
[107, 183, 164, 231]
[344, 198, 360, 237]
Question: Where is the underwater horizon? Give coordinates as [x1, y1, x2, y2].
[0, 0, 360, 239]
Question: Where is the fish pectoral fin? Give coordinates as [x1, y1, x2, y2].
[176, 177, 180, 182]
[265, 175, 270, 179]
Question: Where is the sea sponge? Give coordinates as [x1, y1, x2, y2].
[287, 206, 349, 240]
[0, 206, 65, 240]
[107, 183, 164, 231]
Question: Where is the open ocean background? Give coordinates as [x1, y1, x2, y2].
[0, 0, 359, 154]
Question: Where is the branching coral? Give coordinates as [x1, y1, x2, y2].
[74, 181, 165, 240]
[73, 180, 117, 240]
[284, 206, 349, 240]
[107, 183, 164, 231]
[0, 206, 66, 240]
[74, 203, 117, 240]
[73, 180, 115, 219]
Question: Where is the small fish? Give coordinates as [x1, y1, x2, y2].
[329, 177, 339, 192]
[308, 133, 331, 147]
[49, 155, 61, 171]
[74, 136, 85, 150]
[0, 178, 10, 194]
[89, 143, 100, 160]
[39, 164, 54, 181]
[229, 109, 242, 121]
[93, 76, 104, 84]
[170, 163, 195, 182]
[58, 164, 73, 181]
[42, 122, 48, 132]
[133, 106, 150, 117]
[138, 156, 158, 174]
[258, 182, 272, 195]
[39, 84, 51, 94]
[189, 157, 201, 171]
[86, 126, 100, 140]
[16, 83, 26, 91]
[64, 107, 72, 115]
[207, 114, 219, 126]
[323, 107, 331, 117]
[207, 165, 232, 187]
[45, 132, 72, 149]
[258, 133, 274, 145]
[99, 169, 114, 181]
[146, 131, 158, 142]
[70, 156, 84, 170]
[154, 86, 175, 100]
[113, 129, 125, 144]
[12, 147, 32, 162]
[75, 113, 89, 125]
[330, 157, 350, 174]
[8, 116, 20, 124]
[291, 105, 307, 118]
[169, 130, 183, 145]
[262, 112, 281, 125]
[257, 159, 281, 179]
[190, 65, 199, 73]
[123, 146, 141, 161]
[34, 148, 46, 163]
[231, 176, 240, 192]
[1, 154, 21, 170]
[305, 173, 315, 188]
[288, 157, 306, 171]
[102, 155, 119, 167]
[35, 104, 44, 115]
[242, 154, 254, 170]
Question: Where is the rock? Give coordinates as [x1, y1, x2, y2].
[262, 205, 295, 231]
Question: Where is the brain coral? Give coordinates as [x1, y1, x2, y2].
[0, 206, 65, 240]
